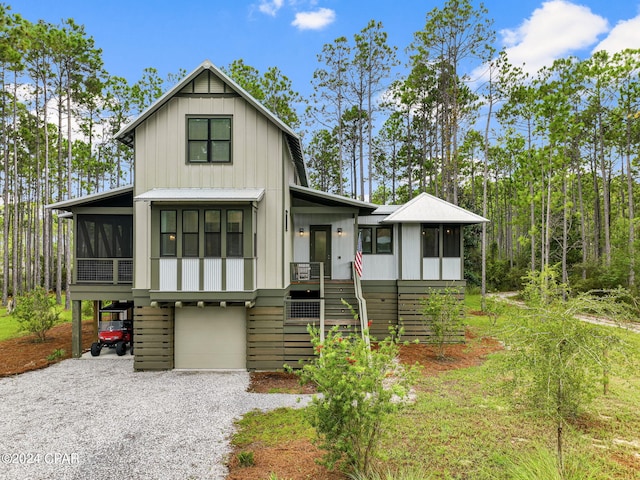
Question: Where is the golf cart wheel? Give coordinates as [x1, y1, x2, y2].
[90, 342, 102, 357]
[115, 340, 127, 356]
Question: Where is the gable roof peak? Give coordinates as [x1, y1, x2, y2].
[114, 59, 308, 186]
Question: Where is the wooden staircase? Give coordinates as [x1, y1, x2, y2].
[323, 281, 360, 327]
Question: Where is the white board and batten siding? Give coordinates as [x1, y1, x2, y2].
[401, 224, 421, 280]
[293, 213, 354, 280]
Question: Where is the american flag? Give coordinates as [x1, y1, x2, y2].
[354, 231, 363, 278]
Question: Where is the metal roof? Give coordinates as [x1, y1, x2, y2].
[47, 185, 134, 211]
[290, 184, 378, 213]
[134, 187, 265, 203]
[382, 192, 489, 224]
[115, 60, 308, 187]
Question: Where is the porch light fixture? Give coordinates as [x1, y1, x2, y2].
[337, 228, 343, 236]
[299, 228, 304, 236]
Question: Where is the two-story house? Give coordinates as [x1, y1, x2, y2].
[50, 60, 487, 371]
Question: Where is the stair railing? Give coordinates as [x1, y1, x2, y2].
[352, 262, 371, 349]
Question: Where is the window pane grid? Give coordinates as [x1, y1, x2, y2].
[160, 211, 177, 257]
[358, 226, 392, 254]
[187, 117, 231, 163]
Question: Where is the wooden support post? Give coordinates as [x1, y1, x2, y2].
[72, 300, 82, 358]
[93, 300, 99, 340]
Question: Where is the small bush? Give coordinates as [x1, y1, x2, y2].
[421, 287, 465, 359]
[237, 450, 254, 467]
[293, 323, 416, 474]
[11, 287, 61, 342]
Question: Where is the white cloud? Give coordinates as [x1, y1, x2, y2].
[291, 7, 335, 30]
[257, 0, 284, 17]
[500, 0, 608, 73]
[592, 15, 640, 54]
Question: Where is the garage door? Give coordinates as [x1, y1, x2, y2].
[174, 307, 246, 369]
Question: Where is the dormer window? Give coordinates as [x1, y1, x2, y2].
[187, 116, 232, 163]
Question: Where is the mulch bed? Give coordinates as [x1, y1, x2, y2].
[0, 321, 95, 377]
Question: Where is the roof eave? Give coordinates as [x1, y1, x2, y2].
[47, 185, 134, 211]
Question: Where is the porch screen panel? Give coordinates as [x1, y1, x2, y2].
[443, 225, 461, 257]
[77, 215, 132, 258]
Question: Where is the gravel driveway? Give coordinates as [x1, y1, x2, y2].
[0, 355, 311, 480]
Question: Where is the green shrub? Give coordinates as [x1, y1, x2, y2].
[421, 287, 465, 359]
[46, 348, 66, 361]
[11, 287, 61, 342]
[236, 450, 254, 467]
[293, 324, 416, 474]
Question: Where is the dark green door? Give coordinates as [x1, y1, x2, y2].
[310, 225, 331, 278]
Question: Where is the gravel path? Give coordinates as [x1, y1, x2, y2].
[490, 292, 640, 333]
[0, 356, 311, 480]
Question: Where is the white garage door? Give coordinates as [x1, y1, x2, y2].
[174, 306, 246, 369]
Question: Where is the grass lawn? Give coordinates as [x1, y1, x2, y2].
[230, 294, 640, 479]
[0, 295, 74, 342]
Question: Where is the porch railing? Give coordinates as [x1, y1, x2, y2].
[290, 262, 323, 282]
[76, 258, 133, 284]
[151, 257, 256, 292]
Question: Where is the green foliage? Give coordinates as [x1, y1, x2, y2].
[11, 287, 61, 342]
[503, 446, 604, 480]
[81, 300, 94, 318]
[349, 467, 436, 480]
[521, 265, 568, 305]
[420, 287, 465, 359]
[502, 268, 631, 471]
[46, 348, 65, 361]
[232, 408, 314, 448]
[293, 324, 415, 474]
[236, 451, 254, 467]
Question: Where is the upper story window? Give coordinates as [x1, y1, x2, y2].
[358, 226, 393, 254]
[187, 117, 232, 163]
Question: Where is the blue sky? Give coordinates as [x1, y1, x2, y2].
[9, 0, 640, 101]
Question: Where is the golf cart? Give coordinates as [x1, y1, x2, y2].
[90, 302, 134, 357]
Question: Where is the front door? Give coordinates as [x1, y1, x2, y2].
[310, 225, 331, 278]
